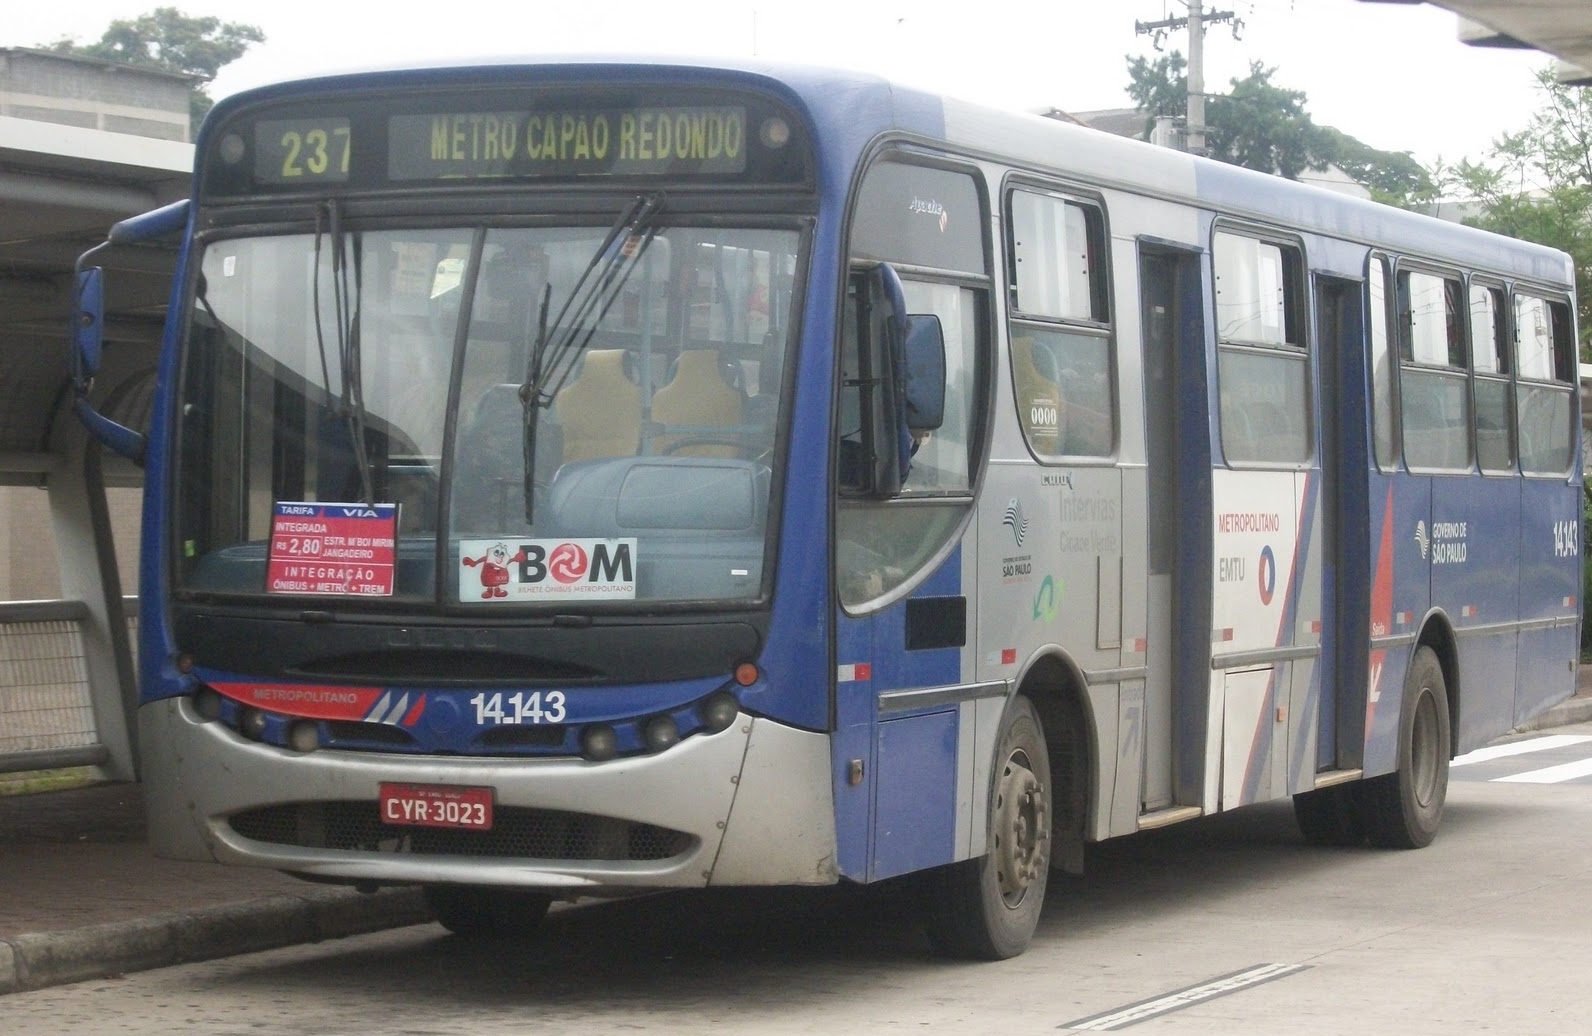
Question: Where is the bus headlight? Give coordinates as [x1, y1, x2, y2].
[239, 708, 268, 740]
[643, 715, 679, 753]
[192, 687, 223, 722]
[287, 721, 321, 753]
[581, 724, 618, 762]
[697, 692, 738, 733]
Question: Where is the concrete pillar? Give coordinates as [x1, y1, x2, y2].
[46, 419, 138, 782]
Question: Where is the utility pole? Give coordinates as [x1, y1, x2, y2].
[1135, 2, 1240, 156]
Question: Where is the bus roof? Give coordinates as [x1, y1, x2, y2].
[203, 55, 1574, 289]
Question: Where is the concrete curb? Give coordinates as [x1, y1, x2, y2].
[0, 887, 431, 995]
[1513, 694, 1592, 733]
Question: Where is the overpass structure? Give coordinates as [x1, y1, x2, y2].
[1, 8, 1591, 782]
[1391, 0, 1592, 84]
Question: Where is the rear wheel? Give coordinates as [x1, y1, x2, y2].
[923, 696, 1051, 960]
[1292, 782, 1365, 847]
[1362, 646, 1450, 849]
[423, 884, 552, 938]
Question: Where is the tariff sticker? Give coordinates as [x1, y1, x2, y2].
[266, 502, 398, 596]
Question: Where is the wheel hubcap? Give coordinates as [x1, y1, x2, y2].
[993, 750, 1048, 905]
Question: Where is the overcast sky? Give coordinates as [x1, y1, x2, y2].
[8, 0, 1555, 166]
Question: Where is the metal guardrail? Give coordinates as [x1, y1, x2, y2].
[0, 598, 135, 776]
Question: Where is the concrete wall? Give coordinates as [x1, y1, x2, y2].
[0, 486, 140, 602]
[0, 48, 190, 142]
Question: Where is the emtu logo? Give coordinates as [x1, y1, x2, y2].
[1414, 520, 1430, 560]
[1003, 498, 1030, 548]
[1258, 545, 1277, 606]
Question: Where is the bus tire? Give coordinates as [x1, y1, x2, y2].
[923, 696, 1051, 960]
[423, 884, 552, 938]
[1292, 783, 1364, 846]
[1361, 646, 1450, 849]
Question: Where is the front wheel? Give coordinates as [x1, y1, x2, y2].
[923, 696, 1051, 960]
[423, 884, 552, 938]
[1361, 646, 1451, 849]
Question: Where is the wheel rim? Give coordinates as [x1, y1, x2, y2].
[1411, 688, 1440, 808]
[993, 748, 1048, 907]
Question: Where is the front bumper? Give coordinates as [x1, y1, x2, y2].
[139, 695, 838, 891]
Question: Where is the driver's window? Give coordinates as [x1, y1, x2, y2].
[899, 279, 974, 493]
[837, 157, 988, 611]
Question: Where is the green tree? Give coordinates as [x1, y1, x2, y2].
[43, 7, 264, 135]
[1454, 68, 1592, 358]
[1210, 61, 1338, 180]
[1320, 126, 1432, 204]
[1125, 52, 1431, 196]
[1127, 53, 1338, 179]
[1125, 52, 1188, 124]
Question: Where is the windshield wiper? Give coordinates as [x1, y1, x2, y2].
[312, 199, 375, 506]
[518, 192, 663, 521]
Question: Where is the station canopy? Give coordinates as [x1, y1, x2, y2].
[0, 115, 189, 484]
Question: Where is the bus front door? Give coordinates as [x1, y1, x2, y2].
[1138, 245, 1209, 814]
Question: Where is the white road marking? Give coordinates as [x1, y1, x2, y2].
[1450, 734, 1592, 768]
[1063, 963, 1311, 1031]
[1492, 757, 1592, 784]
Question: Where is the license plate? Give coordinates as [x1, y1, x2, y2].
[379, 782, 494, 831]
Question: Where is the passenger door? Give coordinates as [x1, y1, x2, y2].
[1205, 229, 1321, 811]
[1137, 244, 1208, 813]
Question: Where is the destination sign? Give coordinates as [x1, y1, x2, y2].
[388, 105, 748, 181]
[202, 85, 811, 197]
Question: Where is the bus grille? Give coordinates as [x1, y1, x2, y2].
[228, 802, 695, 861]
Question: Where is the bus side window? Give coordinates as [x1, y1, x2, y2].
[1515, 294, 1575, 476]
[1398, 268, 1471, 472]
[1005, 188, 1115, 460]
[1368, 255, 1400, 470]
[837, 282, 867, 491]
[1470, 282, 1514, 474]
[1213, 231, 1309, 466]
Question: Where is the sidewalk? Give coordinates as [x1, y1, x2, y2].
[0, 782, 432, 995]
[3, 682, 1590, 997]
[1512, 680, 1592, 732]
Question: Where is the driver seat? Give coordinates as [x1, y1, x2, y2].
[556, 350, 642, 462]
[650, 350, 744, 458]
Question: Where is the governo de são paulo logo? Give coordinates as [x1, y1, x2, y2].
[1414, 520, 1430, 560]
[1003, 498, 1030, 548]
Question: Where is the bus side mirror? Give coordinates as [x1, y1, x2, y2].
[903, 314, 945, 433]
[70, 262, 146, 465]
[68, 200, 188, 466]
[73, 267, 106, 387]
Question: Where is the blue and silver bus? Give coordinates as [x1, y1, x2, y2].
[73, 58, 1582, 959]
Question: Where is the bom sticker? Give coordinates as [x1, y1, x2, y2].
[459, 538, 636, 602]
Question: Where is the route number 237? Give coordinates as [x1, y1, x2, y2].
[279, 126, 351, 178]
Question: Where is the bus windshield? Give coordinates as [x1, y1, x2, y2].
[175, 216, 800, 608]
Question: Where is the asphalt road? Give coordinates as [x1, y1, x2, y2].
[4, 722, 1591, 1036]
